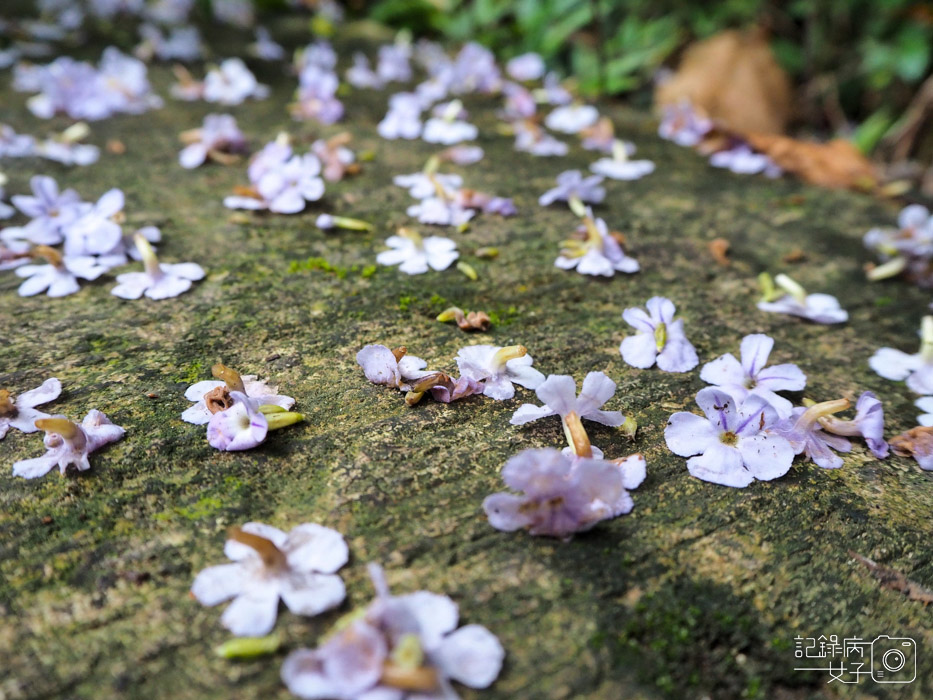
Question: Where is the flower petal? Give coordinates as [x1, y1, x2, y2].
[284, 523, 348, 574]
[620, 333, 657, 369]
[279, 572, 346, 616]
[664, 412, 718, 457]
[737, 433, 794, 480]
[191, 563, 246, 606]
[687, 443, 753, 488]
[435, 624, 504, 689]
[16, 378, 61, 409]
[220, 592, 281, 637]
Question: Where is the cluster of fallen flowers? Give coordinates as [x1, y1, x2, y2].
[3, 377, 125, 479]
[181, 363, 304, 451]
[1, 122, 100, 166]
[864, 204, 933, 290]
[1, 175, 204, 299]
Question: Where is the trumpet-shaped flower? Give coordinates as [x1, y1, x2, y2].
[700, 333, 806, 419]
[869, 316, 933, 394]
[183, 364, 295, 425]
[178, 113, 246, 169]
[111, 234, 204, 300]
[455, 344, 544, 400]
[757, 274, 848, 324]
[539, 170, 604, 207]
[0, 378, 61, 440]
[16, 245, 112, 298]
[665, 388, 794, 487]
[376, 230, 458, 274]
[203, 58, 269, 105]
[589, 140, 654, 181]
[61, 188, 124, 257]
[192, 522, 348, 637]
[206, 392, 268, 451]
[511, 372, 624, 428]
[818, 392, 888, 459]
[11, 174, 83, 245]
[620, 296, 698, 373]
[545, 104, 598, 134]
[772, 399, 853, 469]
[12, 410, 125, 478]
[555, 209, 639, 277]
[356, 344, 436, 392]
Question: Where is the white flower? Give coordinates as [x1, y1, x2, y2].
[406, 197, 475, 226]
[869, 316, 933, 394]
[916, 396, 933, 426]
[178, 113, 246, 169]
[206, 392, 268, 451]
[393, 172, 462, 200]
[757, 274, 847, 324]
[506, 52, 545, 81]
[377, 231, 458, 274]
[0, 378, 62, 440]
[203, 58, 269, 105]
[620, 297, 698, 373]
[111, 234, 204, 300]
[16, 247, 112, 298]
[62, 188, 124, 257]
[257, 154, 325, 214]
[545, 104, 598, 134]
[589, 141, 655, 181]
[455, 344, 545, 400]
[182, 371, 295, 425]
[421, 117, 478, 145]
[12, 410, 125, 478]
[511, 372, 624, 428]
[356, 344, 436, 392]
[555, 209, 639, 277]
[192, 522, 348, 637]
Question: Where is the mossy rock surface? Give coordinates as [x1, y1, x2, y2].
[1, 23, 932, 700]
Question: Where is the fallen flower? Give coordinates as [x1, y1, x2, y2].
[393, 171, 463, 200]
[16, 245, 112, 298]
[506, 52, 545, 82]
[916, 396, 933, 427]
[203, 58, 269, 105]
[182, 362, 296, 425]
[281, 563, 504, 699]
[700, 333, 806, 419]
[111, 233, 204, 300]
[206, 391, 268, 451]
[757, 273, 848, 324]
[545, 104, 598, 134]
[61, 187, 125, 258]
[709, 142, 781, 177]
[314, 214, 372, 231]
[538, 170, 605, 207]
[620, 296, 698, 372]
[890, 426, 933, 470]
[12, 410, 125, 478]
[356, 344, 437, 392]
[311, 133, 357, 182]
[772, 398, 853, 469]
[11, 174, 84, 245]
[191, 522, 348, 637]
[665, 387, 794, 487]
[455, 344, 544, 400]
[0, 378, 62, 440]
[555, 208, 639, 277]
[376, 229, 458, 275]
[869, 315, 933, 394]
[589, 140, 655, 181]
[817, 391, 889, 459]
[437, 306, 491, 331]
[179, 113, 246, 169]
[657, 100, 712, 147]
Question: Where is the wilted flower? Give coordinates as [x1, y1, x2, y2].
[12, 410, 125, 478]
[206, 391, 268, 451]
[772, 399, 853, 469]
[665, 387, 794, 487]
[377, 230, 458, 274]
[311, 133, 357, 182]
[179, 114, 246, 169]
[700, 333, 806, 419]
[356, 344, 438, 392]
[0, 378, 61, 440]
[538, 170, 605, 207]
[620, 296, 698, 373]
[111, 233, 204, 300]
[658, 100, 712, 147]
[281, 563, 504, 699]
[890, 427, 933, 470]
[192, 522, 348, 637]
[455, 344, 544, 400]
[544, 104, 598, 134]
[182, 362, 296, 425]
[580, 117, 615, 153]
[16, 245, 112, 298]
[869, 316, 933, 394]
[555, 208, 639, 277]
[757, 273, 848, 324]
[818, 392, 888, 459]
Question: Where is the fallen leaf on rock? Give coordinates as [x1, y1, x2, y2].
[743, 133, 877, 189]
[850, 551, 933, 604]
[708, 238, 730, 266]
[655, 29, 792, 135]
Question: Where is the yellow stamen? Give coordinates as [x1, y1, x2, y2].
[562, 411, 593, 458]
[34, 417, 80, 440]
[492, 345, 526, 369]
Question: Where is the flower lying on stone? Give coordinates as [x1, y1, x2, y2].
[207, 392, 268, 451]
[357, 345, 438, 392]
[291, 64, 343, 125]
[863, 204, 933, 286]
[16, 245, 112, 298]
[916, 396, 933, 427]
[182, 362, 296, 425]
[12, 174, 83, 245]
[483, 447, 645, 538]
[545, 104, 598, 134]
[869, 316, 933, 394]
[506, 52, 545, 82]
[178, 113, 247, 169]
[589, 140, 654, 181]
[249, 26, 285, 61]
[61, 187, 124, 258]
[192, 522, 348, 637]
[203, 58, 269, 105]
[665, 387, 794, 487]
[757, 273, 848, 324]
[658, 99, 712, 147]
[580, 117, 615, 153]
[700, 333, 805, 419]
[771, 399, 853, 469]
[12, 409, 125, 478]
[311, 133, 358, 182]
[281, 563, 504, 699]
[0, 239, 31, 270]
[407, 196, 475, 227]
[538, 170, 605, 208]
[710, 143, 781, 177]
[377, 229, 458, 274]
[815, 392, 889, 459]
[224, 139, 325, 214]
[455, 344, 544, 400]
[437, 306, 491, 332]
[514, 121, 568, 156]
[0, 378, 61, 440]
[620, 297, 698, 372]
[890, 427, 933, 470]
[555, 207, 639, 277]
[394, 172, 463, 200]
[439, 144, 484, 165]
[422, 100, 478, 145]
[378, 93, 423, 140]
[111, 233, 204, 300]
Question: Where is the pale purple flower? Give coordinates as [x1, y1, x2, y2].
[295, 41, 337, 73]
[96, 47, 163, 114]
[346, 53, 383, 89]
[448, 42, 501, 94]
[182, 374, 295, 425]
[24, 57, 112, 120]
[455, 344, 544, 400]
[136, 23, 202, 62]
[506, 52, 545, 82]
[501, 81, 537, 120]
[589, 142, 655, 181]
[256, 154, 326, 214]
[538, 72, 572, 105]
[62, 188, 124, 257]
[0, 378, 61, 440]
[916, 396, 933, 427]
[429, 375, 484, 403]
[555, 210, 639, 277]
[819, 392, 888, 459]
[179, 114, 246, 169]
[665, 388, 794, 487]
[207, 392, 268, 451]
[869, 317, 933, 394]
[16, 251, 112, 298]
[0, 239, 31, 270]
[511, 372, 624, 428]
[514, 121, 568, 156]
[406, 197, 474, 227]
[281, 563, 504, 699]
[710, 144, 781, 177]
[311, 138, 356, 182]
[35, 139, 100, 166]
[620, 297, 698, 373]
[394, 172, 462, 200]
[212, 0, 253, 27]
[192, 522, 348, 637]
[700, 333, 806, 419]
[757, 275, 848, 324]
[376, 231, 459, 274]
[440, 145, 484, 165]
[0, 124, 36, 157]
[12, 410, 125, 478]
[422, 117, 477, 145]
[772, 399, 854, 469]
[248, 139, 292, 182]
[377, 43, 412, 83]
[11, 175, 84, 245]
[203, 58, 269, 105]
[144, 0, 194, 25]
[658, 100, 712, 147]
[483, 448, 640, 538]
[250, 27, 285, 61]
[545, 104, 599, 134]
[292, 66, 343, 125]
[111, 233, 204, 300]
[377, 105, 423, 140]
[538, 170, 605, 207]
[356, 344, 435, 392]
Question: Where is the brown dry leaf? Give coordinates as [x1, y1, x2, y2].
[743, 133, 877, 190]
[849, 551, 933, 604]
[708, 238, 730, 266]
[889, 426, 933, 462]
[655, 29, 792, 135]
